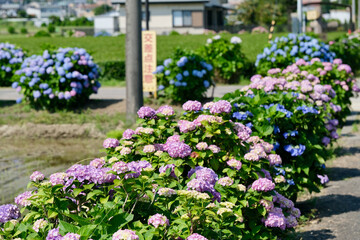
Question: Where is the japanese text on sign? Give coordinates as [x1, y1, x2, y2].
[142, 31, 157, 96]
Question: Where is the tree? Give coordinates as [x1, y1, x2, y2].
[236, 0, 296, 30]
[94, 4, 113, 16]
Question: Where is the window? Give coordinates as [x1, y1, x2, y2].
[142, 11, 150, 21]
[173, 10, 203, 27]
[173, 10, 182, 26]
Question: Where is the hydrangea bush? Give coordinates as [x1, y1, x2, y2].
[329, 33, 360, 74]
[0, 102, 301, 240]
[255, 34, 335, 75]
[0, 43, 25, 86]
[221, 85, 334, 200]
[270, 58, 359, 127]
[154, 49, 214, 103]
[12, 47, 100, 110]
[198, 35, 253, 84]
[221, 58, 359, 200]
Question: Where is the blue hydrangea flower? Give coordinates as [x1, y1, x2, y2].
[284, 144, 306, 157]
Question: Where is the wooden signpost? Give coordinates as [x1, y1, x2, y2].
[142, 30, 157, 98]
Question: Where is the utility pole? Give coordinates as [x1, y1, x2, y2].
[145, 0, 150, 30]
[358, 0, 360, 29]
[126, 0, 143, 123]
[351, 0, 356, 31]
[297, 0, 303, 33]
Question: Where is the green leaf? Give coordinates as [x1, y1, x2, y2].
[59, 220, 79, 235]
[210, 158, 219, 171]
[108, 213, 134, 234]
[48, 209, 58, 219]
[78, 225, 97, 237]
[86, 190, 103, 200]
[73, 188, 83, 197]
[100, 196, 109, 204]
[66, 214, 91, 226]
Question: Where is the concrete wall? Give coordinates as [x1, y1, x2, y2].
[118, 3, 205, 35]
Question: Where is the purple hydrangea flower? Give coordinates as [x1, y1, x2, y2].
[317, 174, 329, 184]
[137, 106, 156, 118]
[165, 142, 192, 158]
[30, 171, 45, 182]
[159, 164, 177, 178]
[264, 208, 286, 230]
[122, 129, 135, 139]
[112, 161, 128, 174]
[63, 233, 81, 240]
[0, 204, 20, 223]
[188, 166, 218, 185]
[125, 161, 152, 179]
[46, 228, 62, 240]
[103, 138, 119, 148]
[268, 154, 282, 166]
[14, 191, 32, 207]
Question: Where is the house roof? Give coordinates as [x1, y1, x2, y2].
[112, 0, 209, 4]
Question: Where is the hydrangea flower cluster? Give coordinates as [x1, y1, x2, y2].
[0, 204, 20, 223]
[0, 42, 25, 86]
[199, 34, 252, 84]
[12, 47, 100, 110]
[112, 229, 139, 240]
[154, 49, 214, 103]
[148, 214, 169, 228]
[256, 33, 336, 74]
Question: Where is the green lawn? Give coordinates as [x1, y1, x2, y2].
[0, 32, 345, 64]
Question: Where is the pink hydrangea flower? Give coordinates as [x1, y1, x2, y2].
[112, 229, 139, 240]
[210, 100, 232, 114]
[217, 177, 234, 186]
[90, 158, 105, 168]
[148, 214, 169, 228]
[226, 158, 242, 170]
[103, 138, 119, 148]
[251, 178, 275, 192]
[182, 100, 202, 111]
[187, 233, 208, 240]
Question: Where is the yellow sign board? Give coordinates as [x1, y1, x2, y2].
[307, 10, 320, 21]
[142, 31, 157, 97]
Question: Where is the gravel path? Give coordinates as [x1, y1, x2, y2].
[0, 85, 243, 100]
[295, 97, 360, 240]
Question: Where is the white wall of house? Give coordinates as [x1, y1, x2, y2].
[118, 3, 206, 34]
[26, 7, 41, 18]
[94, 16, 119, 35]
[323, 10, 350, 24]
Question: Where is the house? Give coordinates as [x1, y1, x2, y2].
[0, 2, 20, 18]
[111, 0, 228, 34]
[25, 2, 69, 19]
[94, 11, 120, 35]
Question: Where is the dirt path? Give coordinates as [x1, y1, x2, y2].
[295, 97, 360, 240]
